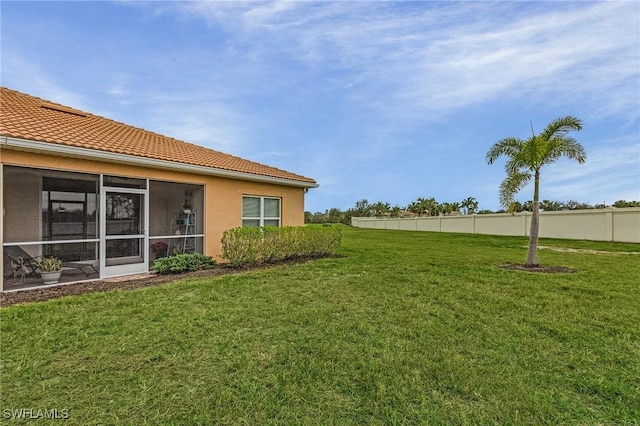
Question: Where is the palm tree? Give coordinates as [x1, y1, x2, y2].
[460, 197, 478, 215]
[486, 116, 586, 267]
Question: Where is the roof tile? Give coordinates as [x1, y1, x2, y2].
[0, 87, 316, 185]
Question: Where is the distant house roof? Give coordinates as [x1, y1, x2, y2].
[0, 87, 317, 187]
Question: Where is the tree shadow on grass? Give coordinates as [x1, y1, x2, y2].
[499, 263, 577, 274]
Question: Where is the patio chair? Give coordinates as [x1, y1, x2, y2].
[62, 260, 99, 277]
[3, 245, 41, 279]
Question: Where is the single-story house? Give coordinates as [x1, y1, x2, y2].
[0, 87, 318, 291]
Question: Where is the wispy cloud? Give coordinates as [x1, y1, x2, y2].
[163, 0, 640, 195]
[543, 141, 640, 203]
[142, 94, 251, 155]
[172, 1, 639, 123]
[1, 51, 88, 110]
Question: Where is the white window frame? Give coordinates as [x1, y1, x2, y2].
[242, 195, 281, 227]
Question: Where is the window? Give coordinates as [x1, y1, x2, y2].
[242, 196, 281, 227]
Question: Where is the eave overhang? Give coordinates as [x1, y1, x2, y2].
[0, 136, 319, 189]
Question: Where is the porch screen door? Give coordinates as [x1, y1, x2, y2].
[101, 187, 147, 277]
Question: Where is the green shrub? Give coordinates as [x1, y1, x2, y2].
[221, 225, 342, 267]
[152, 253, 216, 274]
[220, 227, 263, 267]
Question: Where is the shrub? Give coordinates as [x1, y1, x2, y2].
[39, 257, 62, 272]
[220, 227, 263, 267]
[152, 253, 216, 274]
[221, 225, 342, 267]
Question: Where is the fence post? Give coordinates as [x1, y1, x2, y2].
[605, 208, 614, 242]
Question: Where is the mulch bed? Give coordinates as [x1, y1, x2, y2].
[499, 263, 577, 274]
[0, 261, 304, 308]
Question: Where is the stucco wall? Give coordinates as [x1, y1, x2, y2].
[1, 148, 307, 263]
[612, 209, 640, 243]
[474, 213, 528, 236]
[352, 208, 640, 243]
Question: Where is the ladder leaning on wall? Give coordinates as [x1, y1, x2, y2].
[168, 211, 196, 255]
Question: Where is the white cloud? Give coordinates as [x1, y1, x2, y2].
[145, 98, 250, 155]
[400, 2, 638, 116]
[542, 142, 640, 202]
[1, 52, 88, 110]
[170, 1, 639, 123]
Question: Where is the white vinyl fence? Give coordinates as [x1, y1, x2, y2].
[351, 208, 640, 243]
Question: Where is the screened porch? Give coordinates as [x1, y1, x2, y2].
[2, 165, 204, 291]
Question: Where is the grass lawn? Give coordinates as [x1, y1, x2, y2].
[1, 227, 639, 424]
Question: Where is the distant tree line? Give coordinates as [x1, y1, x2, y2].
[305, 198, 640, 225]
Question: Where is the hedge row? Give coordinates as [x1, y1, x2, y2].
[221, 225, 342, 267]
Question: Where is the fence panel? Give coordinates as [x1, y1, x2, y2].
[352, 208, 640, 243]
[614, 209, 640, 243]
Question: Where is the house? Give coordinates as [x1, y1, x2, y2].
[0, 87, 318, 291]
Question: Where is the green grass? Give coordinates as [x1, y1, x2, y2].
[1, 228, 639, 424]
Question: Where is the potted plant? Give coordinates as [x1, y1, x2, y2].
[151, 241, 169, 259]
[39, 257, 63, 285]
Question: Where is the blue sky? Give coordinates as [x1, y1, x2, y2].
[2, 1, 639, 213]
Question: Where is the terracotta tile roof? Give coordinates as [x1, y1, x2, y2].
[0, 87, 317, 185]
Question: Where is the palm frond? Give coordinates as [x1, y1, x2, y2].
[525, 136, 543, 170]
[546, 138, 587, 164]
[539, 116, 583, 141]
[499, 171, 531, 209]
[504, 156, 529, 175]
[486, 137, 523, 165]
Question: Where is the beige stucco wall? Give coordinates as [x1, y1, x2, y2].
[440, 216, 474, 234]
[537, 210, 611, 241]
[1, 148, 307, 264]
[416, 218, 440, 232]
[474, 213, 528, 236]
[612, 209, 640, 243]
[352, 208, 640, 243]
[397, 219, 417, 231]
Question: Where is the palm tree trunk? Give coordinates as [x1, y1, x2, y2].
[526, 170, 540, 267]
